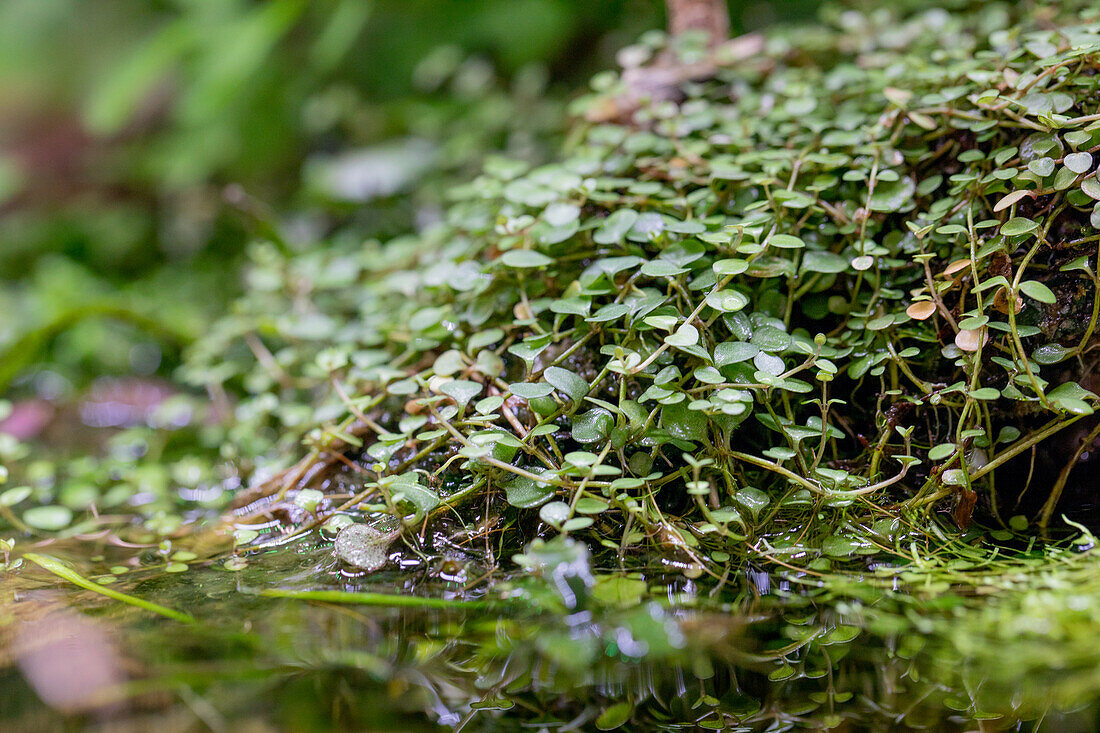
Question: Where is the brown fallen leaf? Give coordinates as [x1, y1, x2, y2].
[955, 327, 987, 352]
[906, 300, 938, 320]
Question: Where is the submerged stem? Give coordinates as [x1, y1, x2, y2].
[258, 588, 510, 610]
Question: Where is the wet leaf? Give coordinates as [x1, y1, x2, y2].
[334, 521, 399, 572]
[505, 475, 554, 509]
[1027, 157, 1055, 177]
[572, 408, 613, 443]
[734, 487, 770, 520]
[705, 290, 749, 312]
[868, 176, 915, 212]
[713, 258, 749, 276]
[1033, 344, 1071, 364]
[714, 342, 759, 366]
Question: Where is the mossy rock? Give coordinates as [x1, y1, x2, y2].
[214, 2, 1100, 562]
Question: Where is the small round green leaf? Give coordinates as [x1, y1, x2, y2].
[23, 506, 73, 531]
[501, 250, 553, 268]
[1065, 152, 1094, 174]
[1000, 218, 1038, 237]
[769, 234, 805, 249]
[544, 366, 589, 403]
[1019, 280, 1056, 304]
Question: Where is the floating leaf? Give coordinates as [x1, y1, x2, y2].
[24, 554, 194, 623]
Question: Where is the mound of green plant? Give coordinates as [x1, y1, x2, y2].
[196, 2, 1100, 572]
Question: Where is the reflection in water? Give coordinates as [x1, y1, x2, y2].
[4, 534, 1100, 731]
[11, 595, 126, 715]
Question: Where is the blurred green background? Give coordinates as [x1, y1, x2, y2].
[0, 0, 819, 396]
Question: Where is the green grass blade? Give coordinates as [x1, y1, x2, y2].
[23, 553, 196, 624]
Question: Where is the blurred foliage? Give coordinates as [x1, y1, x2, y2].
[0, 0, 674, 392]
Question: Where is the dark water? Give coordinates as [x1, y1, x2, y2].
[4, 529, 1100, 732]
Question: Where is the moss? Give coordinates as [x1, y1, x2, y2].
[208, 2, 1100, 568]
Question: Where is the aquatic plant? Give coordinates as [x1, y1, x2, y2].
[190, 2, 1100, 579]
